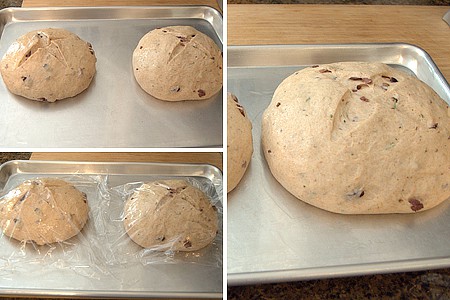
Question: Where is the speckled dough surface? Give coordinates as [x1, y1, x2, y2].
[262, 62, 450, 214]
[227, 93, 253, 193]
[0, 178, 89, 245]
[0, 28, 96, 102]
[132, 26, 223, 101]
[123, 180, 218, 251]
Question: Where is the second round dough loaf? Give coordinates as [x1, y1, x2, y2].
[123, 179, 218, 251]
[132, 26, 223, 101]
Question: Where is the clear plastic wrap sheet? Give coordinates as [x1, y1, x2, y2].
[107, 177, 223, 267]
[0, 175, 108, 281]
[0, 168, 223, 296]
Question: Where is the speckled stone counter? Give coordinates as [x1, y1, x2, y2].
[0, 0, 21, 8]
[0, 153, 31, 164]
[228, 270, 450, 299]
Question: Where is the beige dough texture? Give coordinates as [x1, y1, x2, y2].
[262, 62, 450, 214]
[123, 179, 218, 251]
[0, 28, 96, 102]
[0, 178, 89, 245]
[132, 26, 223, 101]
[227, 92, 253, 193]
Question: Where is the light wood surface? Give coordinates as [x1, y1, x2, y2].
[30, 152, 223, 171]
[23, 0, 221, 11]
[229, 4, 450, 81]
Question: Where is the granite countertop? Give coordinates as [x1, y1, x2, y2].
[0, 0, 21, 7]
[0, 153, 31, 164]
[228, 270, 450, 299]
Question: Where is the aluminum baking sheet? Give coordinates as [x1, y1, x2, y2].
[0, 6, 223, 148]
[0, 160, 223, 298]
[227, 43, 450, 285]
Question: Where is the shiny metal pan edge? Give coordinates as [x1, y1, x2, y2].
[0, 6, 223, 43]
[229, 256, 450, 286]
[0, 160, 223, 298]
[0, 160, 223, 190]
[0, 6, 223, 148]
[228, 43, 449, 103]
[227, 43, 450, 286]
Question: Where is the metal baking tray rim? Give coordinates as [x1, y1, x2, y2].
[1, 289, 221, 299]
[228, 42, 450, 103]
[229, 42, 437, 62]
[0, 5, 223, 43]
[0, 160, 223, 191]
[228, 256, 450, 286]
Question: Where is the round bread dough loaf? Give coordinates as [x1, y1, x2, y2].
[123, 180, 218, 251]
[262, 62, 450, 214]
[132, 26, 222, 101]
[0, 178, 89, 245]
[0, 28, 96, 102]
[227, 93, 253, 193]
